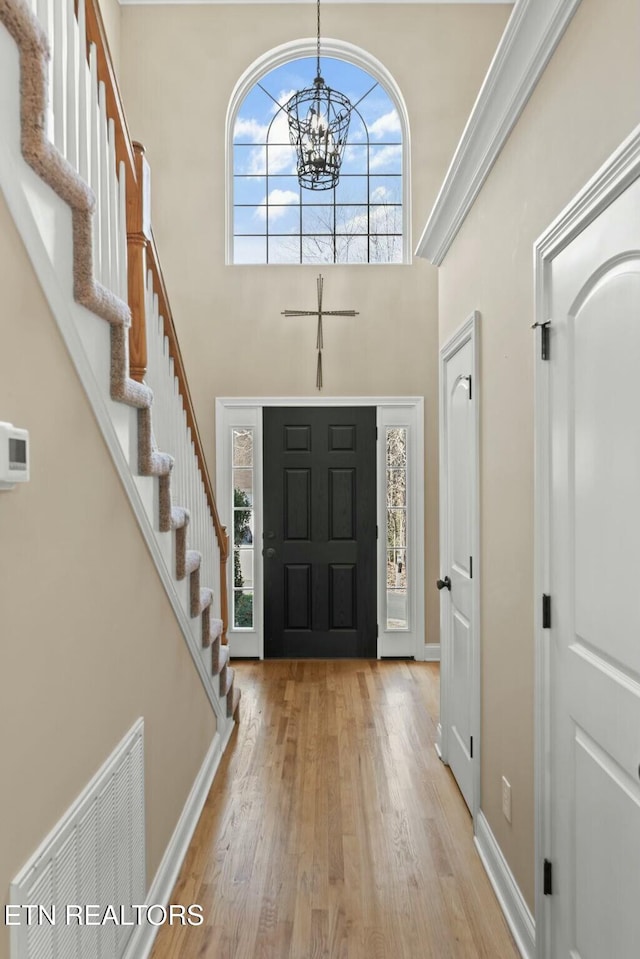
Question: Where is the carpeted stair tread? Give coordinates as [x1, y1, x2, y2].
[220, 664, 234, 698]
[202, 624, 223, 652]
[212, 643, 229, 677]
[184, 550, 201, 575]
[228, 685, 241, 719]
[171, 507, 190, 530]
[191, 586, 213, 619]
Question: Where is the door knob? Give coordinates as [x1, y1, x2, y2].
[264, 547, 276, 559]
[436, 576, 451, 591]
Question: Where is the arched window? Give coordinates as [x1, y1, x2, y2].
[227, 40, 410, 265]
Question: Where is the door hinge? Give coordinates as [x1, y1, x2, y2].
[467, 375, 472, 400]
[532, 320, 551, 360]
[469, 556, 473, 579]
[376, 426, 379, 440]
[543, 859, 553, 896]
[542, 594, 551, 629]
[470, 735, 473, 759]
[376, 525, 379, 539]
[376, 624, 379, 638]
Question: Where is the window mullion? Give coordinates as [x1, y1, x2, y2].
[232, 59, 403, 265]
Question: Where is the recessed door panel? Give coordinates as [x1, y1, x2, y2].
[329, 564, 356, 629]
[284, 469, 310, 541]
[329, 468, 355, 540]
[451, 611, 471, 757]
[329, 425, 356, 451]
[573, 274, 640, 674]
[574, 727, 640, 959]
[450, 378, 471, 575]
[284, 425, 311, 451]
[285, 565, 311, 630]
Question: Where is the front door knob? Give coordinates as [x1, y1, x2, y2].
[264, 547, 276, 559]
[436, 576, 451, 591]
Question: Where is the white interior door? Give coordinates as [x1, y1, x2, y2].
[547, 173, 640, 958]
[440, 317, 479, 814]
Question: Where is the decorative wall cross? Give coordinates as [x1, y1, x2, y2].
[282, 274, 359, 390]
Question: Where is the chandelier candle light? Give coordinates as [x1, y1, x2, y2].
[284, 0, 353, 190]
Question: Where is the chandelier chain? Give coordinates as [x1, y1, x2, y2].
[316, 0, 321, 78]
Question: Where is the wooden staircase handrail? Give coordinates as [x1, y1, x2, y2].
[147, 231, 229, 561]
[78, 0, 137, 189]
[80, 0, 230, 635]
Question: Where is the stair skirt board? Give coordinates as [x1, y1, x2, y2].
[0, 0, 239, 724]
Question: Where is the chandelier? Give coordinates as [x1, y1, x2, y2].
[284, 0, 352, 191]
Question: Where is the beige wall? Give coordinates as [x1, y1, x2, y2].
[119, 2, 510, 650]
[0, 193, 216, 959]
[438, 0, 640, 910]
[99, 0, 121, 76]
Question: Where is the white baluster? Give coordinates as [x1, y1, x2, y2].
[89, 45, 101, 285]
[107, 120, 119, 297]
[176, 405, 184, 515]
[36, 1, 55, 141]
[65, 0, 79, 171]
[171, 374, 179, 506]
[52, 0, 67, 156]
[179, 394, 186, 516]
[77, 0, 90, 184]
[189, 435, 196, 550]
[118, 161, 128, 304]
[173, 386, 182, 509]
[182, 408, 189, 516]
[98, 83, 111, 291]
[35, 0, 46, 30]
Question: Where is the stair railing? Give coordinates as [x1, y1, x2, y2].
[44, 0, 231, 641]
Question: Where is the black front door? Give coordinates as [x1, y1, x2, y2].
[263, 407, 377, 658]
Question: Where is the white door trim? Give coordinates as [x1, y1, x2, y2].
[533, 122, 640, 959]
[216, 395, 425, 661]
[438, 312, 481, 824]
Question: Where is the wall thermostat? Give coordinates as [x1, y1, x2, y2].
[0, 422, 30, 490]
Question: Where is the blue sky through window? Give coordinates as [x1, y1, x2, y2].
[233, 57, 403, 264]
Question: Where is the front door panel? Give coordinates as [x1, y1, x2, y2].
[263, 407, 377, 658]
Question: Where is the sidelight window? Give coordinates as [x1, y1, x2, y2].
[232, 429, 255, 629]
[386, 427, 408, 629]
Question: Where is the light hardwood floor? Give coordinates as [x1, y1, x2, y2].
[150, 661, 520, 959]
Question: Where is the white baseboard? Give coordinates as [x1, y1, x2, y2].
[122, 720, 235, 959]
[423, 643, 441, 662]
[474, 812, 535, 959]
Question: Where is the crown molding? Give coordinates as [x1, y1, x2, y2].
[416, 0, 583, 265]
[118, 1, 513, 6]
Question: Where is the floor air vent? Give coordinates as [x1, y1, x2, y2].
[10, 720, 145, 959]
